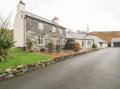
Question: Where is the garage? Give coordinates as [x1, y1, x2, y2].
[112, 38, 120, 47]
[113, 42, 120, 47]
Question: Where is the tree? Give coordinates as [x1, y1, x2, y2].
[64, 38, 75, 50]
[47, 42, 54, 53]
[92, 42, 97, 48]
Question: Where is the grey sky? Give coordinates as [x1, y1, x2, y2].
[0, 0, 120, 32]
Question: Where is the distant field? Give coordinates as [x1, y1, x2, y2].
[90, 31, 120, 42]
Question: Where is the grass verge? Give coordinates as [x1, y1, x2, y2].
[0, 48, 52, 72]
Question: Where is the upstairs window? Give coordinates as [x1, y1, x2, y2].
[62, 38, 64, 45]
[59, 29, 63, 34]
[52, 26, 56, 32]
[38, 22, 44, 30]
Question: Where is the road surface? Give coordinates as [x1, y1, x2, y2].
[0, 48, 120, 89]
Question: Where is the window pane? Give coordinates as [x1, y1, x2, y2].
[60, 29, 62, 33]
[52, 26, 56, 32]
[38, 22, 44, 30]
[38, 35, 44, 45]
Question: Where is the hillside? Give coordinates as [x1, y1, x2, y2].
[90, 31, 120, 42]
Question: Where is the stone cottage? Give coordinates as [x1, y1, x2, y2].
[14, 1, 66, 51]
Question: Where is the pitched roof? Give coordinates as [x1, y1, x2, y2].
[66, 31, 87, 39]
[87, 35, 107, 43]
[24, 11, 66, 29]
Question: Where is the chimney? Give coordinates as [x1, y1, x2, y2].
[17, 0, 25, 12]
[52, 16, 59, 24]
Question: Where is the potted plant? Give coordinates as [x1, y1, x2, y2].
[73, 42, 80, 52]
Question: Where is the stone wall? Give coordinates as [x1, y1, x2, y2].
[25, 16, 66, 51]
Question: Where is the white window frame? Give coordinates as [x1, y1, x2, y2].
[61, 38, 64, 45]
[37, 35, 45, 46]
[82, 41, 85, 47]
[59, 28, 62, 34]
[88, 40, 92, 45]
[38, 22, 44, 30]
[52, 26, 56, 32]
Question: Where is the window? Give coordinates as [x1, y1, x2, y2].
[59, 29, 63, 34]
[82, 41, 85, 47]
[62, 39, 64, 45]
[38, 35, 44, 46]
[52, 26, 56, 32]
[38, 22, 44, 30]
[88, 40, 92, 45]
[82, 41, 84, 47]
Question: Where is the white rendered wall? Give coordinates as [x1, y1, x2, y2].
[14, 2, 25, 47]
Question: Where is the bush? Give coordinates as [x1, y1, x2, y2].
[26, 40, 33, 52]
[55, 44, 61, 52]
[92, 43, 97, 48]
[0, 29, 14, 61]
[64, 39, 75, 50]
[73, 42, 80, 52]
[108, 42, 111, 47]
[47, 42, 54, 53]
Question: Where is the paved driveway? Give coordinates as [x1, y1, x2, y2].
[0, 48, 120, 89]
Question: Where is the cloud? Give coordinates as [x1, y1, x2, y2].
[91, 0, 120, 11]
[0, 0, 120, 31]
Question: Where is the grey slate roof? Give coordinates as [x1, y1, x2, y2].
[24, 11, 66, 29]
[87, 35, 107, 43]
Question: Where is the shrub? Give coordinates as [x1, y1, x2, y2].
[26, 40, 33, 52]
[0, 29, 14, 61]
[64, 39, 75, 50]
[55, 44, 61, 52]
[0, 13, 14, 61]
[73, 42, 80, 52]
[108, 42, 111, 47]
[47, 42, 54, 53]
[92, 43, 97, 48]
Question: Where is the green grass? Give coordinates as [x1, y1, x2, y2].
[0, 48, 53, 72]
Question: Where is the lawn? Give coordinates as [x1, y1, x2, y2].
[0, 48, 53, 72]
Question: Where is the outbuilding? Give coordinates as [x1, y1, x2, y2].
[111, 38, 120, 47]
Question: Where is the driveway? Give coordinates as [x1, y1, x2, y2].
[0, 48, 120, 89]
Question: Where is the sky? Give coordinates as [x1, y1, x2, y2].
[0, 0, 120, 32]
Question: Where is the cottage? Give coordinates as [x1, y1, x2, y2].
[87, 35, 108, 48]
[66, 30, 108, 49]
[14, 1, 66, 51]
[66, 30, 93, 49]
[111, 38, 120, 47]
